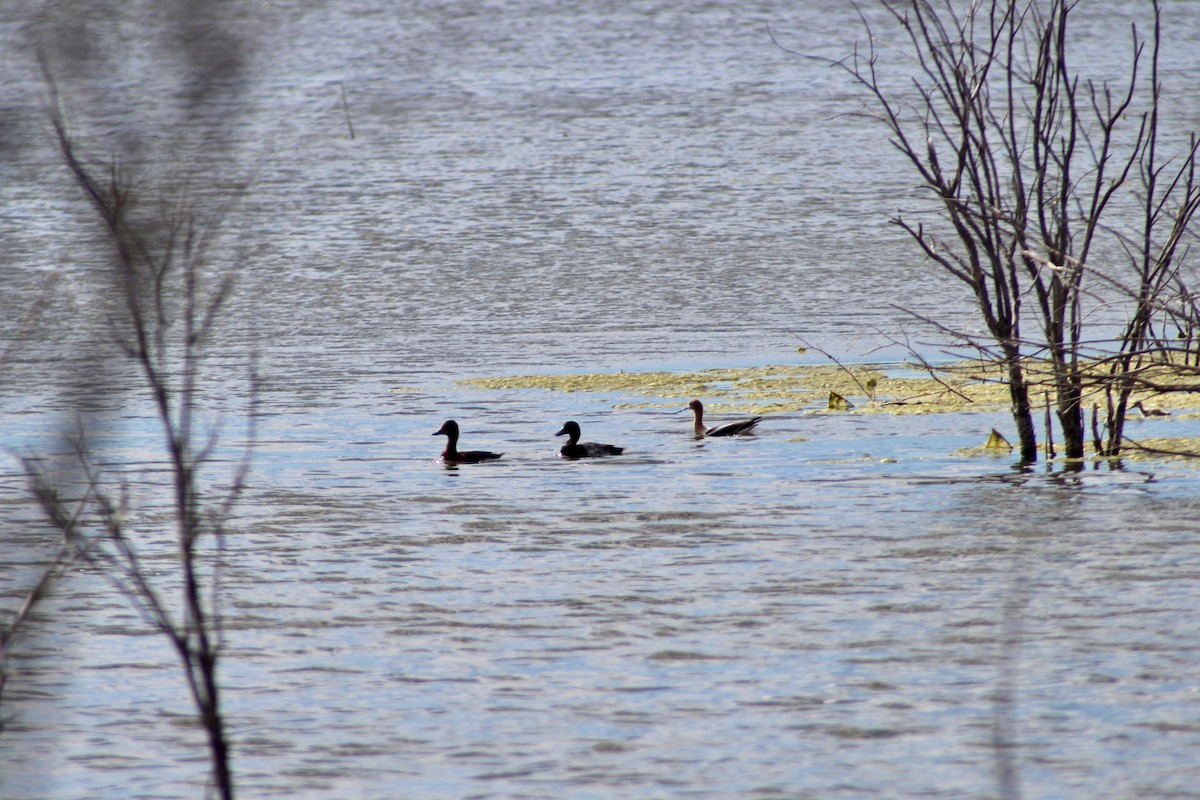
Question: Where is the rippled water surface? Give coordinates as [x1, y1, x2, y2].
[4, 1, 1200, 799]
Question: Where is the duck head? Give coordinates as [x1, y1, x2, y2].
[555, 421, 582, 442]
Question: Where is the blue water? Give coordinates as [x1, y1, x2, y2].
[4, 1, 1200, 798]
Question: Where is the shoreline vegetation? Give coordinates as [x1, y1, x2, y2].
[458, 360, 1200, 460]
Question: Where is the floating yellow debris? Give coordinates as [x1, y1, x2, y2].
[828, 391, 855, 411]
[462, 363, 898, 414]
[983, 428, 1013, 450]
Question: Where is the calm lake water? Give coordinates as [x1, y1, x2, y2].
[4, 1, 1200, 798]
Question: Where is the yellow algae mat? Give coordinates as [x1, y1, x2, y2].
[460, 361, 1200, 459]
[465, 361, 1014, 415]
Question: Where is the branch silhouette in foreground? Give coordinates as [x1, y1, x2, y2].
[18, 76, 259, 800]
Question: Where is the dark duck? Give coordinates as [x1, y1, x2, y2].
[687, 399, 761, 438]
[555, 420, 624, 458]
[433, 420, 503, 463]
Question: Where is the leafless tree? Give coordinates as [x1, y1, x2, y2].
[799, 0, 1200, 460]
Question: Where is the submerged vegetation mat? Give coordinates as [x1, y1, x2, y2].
[463, 362, 995, 414]
[460, 360, 1200, 460]
[463, 361, 1199, 415]
[465, 362, 1036, 414]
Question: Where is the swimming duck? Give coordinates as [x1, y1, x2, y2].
[687, 399, 761, 438]
[433, 420, 503, 463]
[555, 420, 624, 458]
